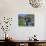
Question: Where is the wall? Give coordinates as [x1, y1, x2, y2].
[0, 0, 46, 40]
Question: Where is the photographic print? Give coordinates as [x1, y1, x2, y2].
[18, 14, 34, 26]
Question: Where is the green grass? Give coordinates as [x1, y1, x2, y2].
[18, 18, 26, 26]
